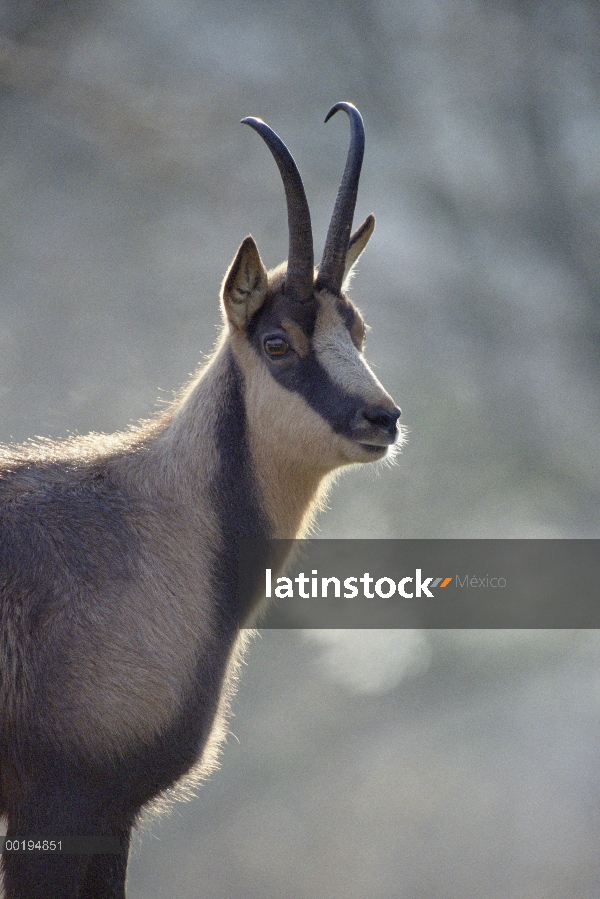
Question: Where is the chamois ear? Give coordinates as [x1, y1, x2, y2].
[221, 236, 268, 330]
[342, 214, 375, 289]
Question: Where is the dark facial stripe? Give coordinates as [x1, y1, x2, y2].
[270, 350, 367, 441]
[335, 296, 355, 331]
[247, 296, 368, 440]
[336, 297, 365, 350]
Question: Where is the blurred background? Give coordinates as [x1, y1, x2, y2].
[0, 1, 599, 896]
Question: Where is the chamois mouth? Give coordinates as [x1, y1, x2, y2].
[357, 442, 390, 456]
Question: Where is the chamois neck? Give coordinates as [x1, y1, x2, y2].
[249, 444, 332, 539]
[124, 335, 330, 542]
[134, 340, 267, 544]
[218, 334, 333, 540]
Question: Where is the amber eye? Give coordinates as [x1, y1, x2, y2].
[264, 336, 289, 358]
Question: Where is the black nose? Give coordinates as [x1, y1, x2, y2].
[362, 405, 401, 435]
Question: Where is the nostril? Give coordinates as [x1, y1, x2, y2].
[363, 406, 401, 431]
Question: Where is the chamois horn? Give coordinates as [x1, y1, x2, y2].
[316, 102, 365, 295]
[241, 117, 314, 303]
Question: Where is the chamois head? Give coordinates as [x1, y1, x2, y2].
[221, 103, 401, 474]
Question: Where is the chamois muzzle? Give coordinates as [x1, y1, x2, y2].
[355, 403, 402, 449]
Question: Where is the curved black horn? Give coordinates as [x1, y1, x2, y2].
[316, 102, 365, 295]
[241, 117, 314, 303]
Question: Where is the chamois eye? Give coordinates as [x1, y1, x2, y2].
[264, 336, 289, 358]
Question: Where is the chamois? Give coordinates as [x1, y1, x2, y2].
[0, 102, 401, 898]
